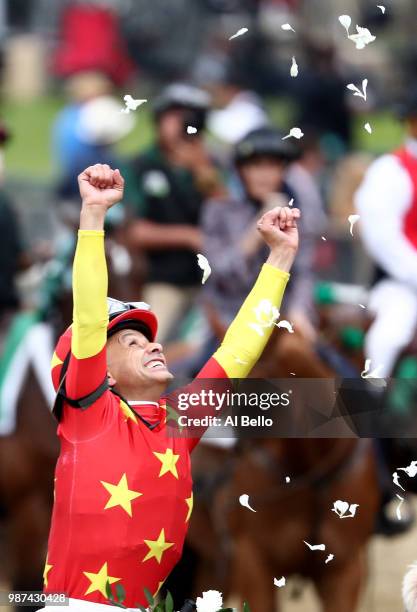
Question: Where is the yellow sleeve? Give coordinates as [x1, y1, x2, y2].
[71, 230, 109, 359]
[212, 263, 289, 378]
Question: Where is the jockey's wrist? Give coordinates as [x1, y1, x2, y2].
[80, 205, 107, 231]
[266, 246, 296, 273]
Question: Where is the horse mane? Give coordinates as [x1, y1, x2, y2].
[403, 563, 417, 612]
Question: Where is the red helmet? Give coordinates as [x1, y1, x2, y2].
[51, 299, 158, 392]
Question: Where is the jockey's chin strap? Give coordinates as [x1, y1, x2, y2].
[53, 352, 161, 431]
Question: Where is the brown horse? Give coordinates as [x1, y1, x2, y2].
[0, 235, 141, 611]
[184, 329, 381, 612]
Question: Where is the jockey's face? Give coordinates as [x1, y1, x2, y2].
[106, 329, 173, 398]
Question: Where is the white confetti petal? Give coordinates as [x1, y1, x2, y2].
[393, 471, 406, 491]
[282, 23, 296, 33]
[364, 122, 372, 134]
[359, 303, 366, 309]
[396, 494, 404, 520]
[239, 494, 256, 512]
[348, 25, 376, 50]
[285, 476, 291, 483]
[304, 541, 326, 551]
[288, 198, 294, 207]
[121, 95, 147, 114]
[187, 125, 197, 134]
[321, 236, 327, 241]
[282, 127, 304, 140]
[377, 5, 386, 14]
[290, 57, 298, 78]
[325, 554, 335, 564]
[338, 14, 352, 34]
[229, 27, 248, 40]
[277, 320, 294, 333]
[331, 500, 359, 518]
[348, 214, 360, 236]
[360, 358, 386, 386]
[248, 322, 265, 336]
[274, 577, 286, 588]
[346, 79, 368, 101]
[290, 372, 296, 376]
[397, 461, 417, 478]
[196, 590, 223, 612]
[196, 253, 211, 284]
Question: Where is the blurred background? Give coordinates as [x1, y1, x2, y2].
[2, 0, 417, 611]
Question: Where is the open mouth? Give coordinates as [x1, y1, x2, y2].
[144, 359, 166, 371]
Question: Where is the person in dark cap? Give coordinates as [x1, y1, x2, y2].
[124, 83, 224, 343]
[202, 126, 312, 332]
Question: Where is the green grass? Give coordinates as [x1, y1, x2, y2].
[2, 94, 154, 181]
[0, 94, 407, 181]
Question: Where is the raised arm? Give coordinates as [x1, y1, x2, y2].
[61, 165, 124, 437]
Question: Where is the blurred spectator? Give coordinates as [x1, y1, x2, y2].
[52, 71, 134, 225]
[124, 83, 224, 343]
[293, 39, 353, 154]
[202, 126, 320, 341]
[0, 125, 25, 335]
[355, 88, 417, 377]
[195, 54, 268, 146]
[53, 1, 134, 86]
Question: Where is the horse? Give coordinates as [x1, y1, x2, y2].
[179, 317, 383, 611]
[0, 232, 141, 612]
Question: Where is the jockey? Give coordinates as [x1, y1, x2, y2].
[355, 87, 417, 378]
[40, 164, 299, 610]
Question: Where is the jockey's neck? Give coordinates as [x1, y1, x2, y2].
[115, 380, 167, 404]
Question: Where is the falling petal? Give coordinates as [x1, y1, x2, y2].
[397, 461, 417, 478]
[248, 322, 265, 337]
[364, 122, 372, 134]
[332, 500, 349, 517]
[196, 253, 211, 284]
[346, 79, 368, 101]
[359, 303, 366, 309]
[229, 27, 248, 40]
[290, 372, 296, 376]
[393, 472, 405, 491]
[396, 494, 404, 520]
[277, 320, 294, 333]
[325, 554, 335, 564]
[282, 127, 304, 140]
[348, 214, 360, 236]
[285, 476, 291, 483]
[321, 236, 327, 241]
[348, 25, 376, 49]
[338, 14, 352, 34]
[304, 541, 326, 551]
[361, 359, 371, 377]
[274, 577, 286, 588]
[282, 23, 296, 33]
[377, 5, 386, 14]
[290, 57, 298, 77]
[288, 198, 294, 207]
[121, 95, 147, 114]
[187, 125, 197, 134]
[239, 494, 256, 512]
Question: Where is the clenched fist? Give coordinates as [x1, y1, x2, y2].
[257, 206, 300, 272]
[78, 164, 124, 209]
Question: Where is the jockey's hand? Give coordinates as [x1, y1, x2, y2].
[78, 164, 124, 210]
[257, 206, 300, 272]
[257, 206, 300, 251]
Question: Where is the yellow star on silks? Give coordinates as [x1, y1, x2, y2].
[50, 351, 63, 370]
[185, 492, 193, 522]
[100, 473, 142, 517]
[153, 448, 180, 479]
[119, 399, 138, 424]
[83, 562, 120, 597]
[153, 581, 165, 598]
[43, 556, 53, 588]
[143, 529, 174, 564]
